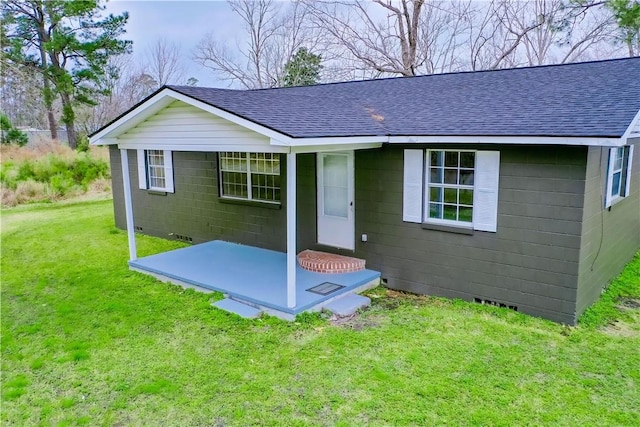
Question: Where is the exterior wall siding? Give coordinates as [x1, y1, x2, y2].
[352, 145, 587, 324]
[110, 144, 613, 324]
[576, 146, 640, 316]
[110, 146, 291, 251]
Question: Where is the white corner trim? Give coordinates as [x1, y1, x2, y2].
[387, 135, 625, 147]
[622, 109, 640, 142]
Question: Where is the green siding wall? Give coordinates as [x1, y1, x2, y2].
[351, 145, 587, 324]
[110, 147, 291, 251]
[576, 146, 640, 317]
[110, 144, 619, 324]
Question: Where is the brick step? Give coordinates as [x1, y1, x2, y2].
[297, 249, 366, 274]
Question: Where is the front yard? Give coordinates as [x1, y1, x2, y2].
[1, 200, 639, 425]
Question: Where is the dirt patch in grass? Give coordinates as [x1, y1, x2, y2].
[601, 297, 640, 338]
[617, 297, 640, 310]
[601, 320, 639, 338]
[328, 312, 381, 330]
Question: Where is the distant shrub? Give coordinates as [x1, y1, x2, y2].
[0, 145, 111, 206]
[76, 134, 90, 153]
[1, 113, 28, 147]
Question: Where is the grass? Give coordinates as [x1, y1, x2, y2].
[1, 200, 639, 426]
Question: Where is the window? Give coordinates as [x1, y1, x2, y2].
[218, 152, 281, 204]
[403, 149, 500, 232]
[427, 150, 475, 224]
[606, 146, 634, 207]
[146, 150, 166, 190]
[137, 149, 174, 193]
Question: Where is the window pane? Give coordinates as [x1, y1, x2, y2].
[443, 204, 457, 220]
[444, 169, 457, 184]
[222, 171, 248, 198]
[429, 203, 442, 219]
[459, 189, 474, 205]
[430, 151, 443, 167]
[430, 167, 443, 184]
[444, 188, 457, 203]
[430, 186, 442, 203]
[460, 169, 474, 186]
[612, 171, 621, 197]
[445, 151, 458, 167]
[459, 206, 473, 222]
[460, 152, 475, 168]
[615, 155, 623, 170]
[324, 187, 348, 217]
[322, 154, 348, 217]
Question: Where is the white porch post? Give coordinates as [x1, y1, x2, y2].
[120, 149, 137, 261]
[286, 152, 297, 308]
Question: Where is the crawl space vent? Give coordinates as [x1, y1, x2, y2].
[474, 297, 518, 311]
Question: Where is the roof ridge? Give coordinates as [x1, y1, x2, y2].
[175, 56, 640, 92]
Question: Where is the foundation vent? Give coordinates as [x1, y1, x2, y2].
[175, 234, 193, 243]
[134, 226, 143, 232]
[474, 297, 517, 311]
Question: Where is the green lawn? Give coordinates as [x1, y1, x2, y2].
[2, 200, 639, 426]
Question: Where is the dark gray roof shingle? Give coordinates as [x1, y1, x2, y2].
[167, 57, 639, 139]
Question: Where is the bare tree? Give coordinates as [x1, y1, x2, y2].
[0, 61, 51, 129]
[503, 0, 616, 66]
[76, 55, 156, 134]
[145, 38, 188, 88]
[194, 0, 323, 89]
[305, 0, 427, 77]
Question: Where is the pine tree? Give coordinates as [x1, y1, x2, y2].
[2, 0, 131, 148]
[281, 48, 322, 87]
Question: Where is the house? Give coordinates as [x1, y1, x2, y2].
[90, 57, 640, 324]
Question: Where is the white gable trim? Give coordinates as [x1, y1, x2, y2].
[90, 88, 294, 145]
[622, 109, 640, 142]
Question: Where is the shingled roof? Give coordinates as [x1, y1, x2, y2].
[162, 57, 639, 140]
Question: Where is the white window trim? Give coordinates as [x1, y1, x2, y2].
[136, 149, 174, 193]
[218, 152, 281, 205]
[403, 149, 499, 232]
[605, 145, 634, 208]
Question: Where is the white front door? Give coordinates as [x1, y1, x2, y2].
[317, 151, 355, 250]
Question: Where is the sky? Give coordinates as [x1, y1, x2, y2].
[104, 0, 245, 87]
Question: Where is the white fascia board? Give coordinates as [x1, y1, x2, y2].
[116, 142, 290, 153]
[270, 135, 388, 147]
[90, 88, 293, 146]
[387, 135, 625, 147]
[622, 109, 640, 141]
[290, 142, 382, 154]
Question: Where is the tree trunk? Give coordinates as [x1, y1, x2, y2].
[60, 92, 77, 149]
[35, 2, 58, 140]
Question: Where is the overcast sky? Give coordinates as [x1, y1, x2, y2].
[105, 0, 243, 87]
